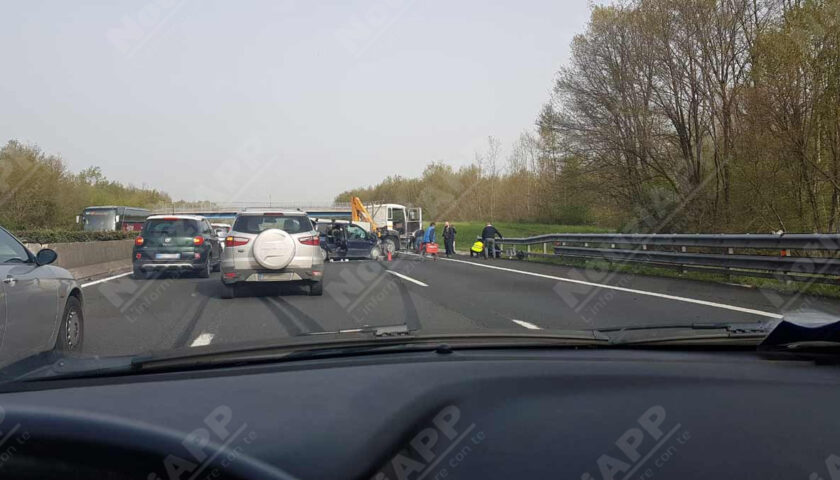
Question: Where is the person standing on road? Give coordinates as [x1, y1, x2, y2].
[422, 222, 436, 258]
[413, 228, 425, 252]
[443, 222, 457, 257]
[481, 223, 502, 259]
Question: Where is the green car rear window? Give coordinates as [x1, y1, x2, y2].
[143, 219, 200, 237]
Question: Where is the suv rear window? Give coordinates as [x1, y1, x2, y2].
[233, 215, 312, 234]
[143, 219, 200, 237]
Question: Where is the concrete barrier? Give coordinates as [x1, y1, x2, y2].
[25, 240, 134, 281]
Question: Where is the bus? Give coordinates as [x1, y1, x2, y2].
[77, 206, 151, 232]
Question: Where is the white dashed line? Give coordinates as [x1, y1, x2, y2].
[511, 319, 542, 330]
[386, 270, 429, 287]
[81, 272, 133, 288]
[190, 333, 214, 347]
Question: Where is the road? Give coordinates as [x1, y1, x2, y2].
[80, 253, 840, 356]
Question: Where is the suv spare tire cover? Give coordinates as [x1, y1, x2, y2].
[253, 229, 296, 270]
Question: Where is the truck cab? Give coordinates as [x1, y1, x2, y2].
[365, 203, 422, 250]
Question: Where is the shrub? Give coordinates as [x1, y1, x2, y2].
[12, 229, 139, 244]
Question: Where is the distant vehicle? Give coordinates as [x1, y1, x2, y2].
[77, 206, 151, 232]
[132, 215, 222, 279]
[211, 223, 231, 237]
[307, 198, 422, 252]
[0, 226, 84, 365]
[314, 219, 384, 261]
[220, 210, 324, 298]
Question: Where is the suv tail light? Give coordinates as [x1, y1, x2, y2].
[135, 237, 144, 246]
[226, 236, 250, 247]
[193, 236, 205, 246]
[298, 235, 320, 246]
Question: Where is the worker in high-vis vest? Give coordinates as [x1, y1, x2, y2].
[470, 237, 484, 258]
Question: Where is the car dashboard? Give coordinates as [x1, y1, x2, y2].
[0, 348, 837, 479]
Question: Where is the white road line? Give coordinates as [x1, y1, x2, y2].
[438, 257, 783, 319]
[511, 319, 542, 330]
[190, 333, 214, 347]
[386, 270, 429, 287]
[81, 272, 133, 288]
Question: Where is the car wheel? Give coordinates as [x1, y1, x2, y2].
[221, 282, 236, 299]
[383, 237, 397, 254]
[198, 259, 211, 278]
[320, 247, 329, 262]
[370, 246, 383, 261]
[308, 281, 323, 296]
[56, 296, 84, 352]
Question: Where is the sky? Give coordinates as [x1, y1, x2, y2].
[0, 0, 593, 204]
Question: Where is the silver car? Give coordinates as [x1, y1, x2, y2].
[0, 226, 84, 366]
[220, 211, 324, 298]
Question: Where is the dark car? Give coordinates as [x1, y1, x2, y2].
[132, 215, 222, 279]
[315, 220, 383, 261]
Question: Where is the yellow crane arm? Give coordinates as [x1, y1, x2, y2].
[351, 197, 379, 232]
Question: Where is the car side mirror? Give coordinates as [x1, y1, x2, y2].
[36, 248, 58, 266]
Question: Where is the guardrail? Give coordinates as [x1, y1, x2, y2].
[498, 234, 840, 284]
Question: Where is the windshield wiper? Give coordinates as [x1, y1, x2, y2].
[10, 329, 610, 383]
[597, 321, 772, 345]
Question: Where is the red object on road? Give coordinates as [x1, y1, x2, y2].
[425, 243, 439, 254]
[387, 250, 392, 261]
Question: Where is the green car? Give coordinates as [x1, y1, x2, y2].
[132, 215, 222, 279]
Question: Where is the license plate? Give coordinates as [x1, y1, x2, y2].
[256, 273, 294, 281]
[155, 253, 180, 260]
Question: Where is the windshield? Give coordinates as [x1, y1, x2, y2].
[2, 1, 840, 383]
[82, 209, 117, 231]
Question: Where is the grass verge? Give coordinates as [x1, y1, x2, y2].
[448, 221, 611, 247]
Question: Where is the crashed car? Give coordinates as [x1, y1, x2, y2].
[314, 219, 384, 261]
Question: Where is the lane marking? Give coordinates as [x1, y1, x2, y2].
[511, 319, 542, 330]
[81, 272, 133, 288]
[421, 255, 783, 319]
[190, 333, 214, 347]
[386, 270, 429, 287]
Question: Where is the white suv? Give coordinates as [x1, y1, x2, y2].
[220, 211, 324, 298]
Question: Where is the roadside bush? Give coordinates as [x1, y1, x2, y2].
[12, 229, 139, 244]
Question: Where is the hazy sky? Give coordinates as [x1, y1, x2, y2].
[0, 0, 592, 204]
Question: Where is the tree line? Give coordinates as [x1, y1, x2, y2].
[0, 140, 171, 229]
[339, 0, 840, 233]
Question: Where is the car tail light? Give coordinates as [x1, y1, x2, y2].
[135, 253, 141, 259]
[226, 236, 250, 247]
[193, 236, 204, 246]
[135, 237, 144, 246]
[298, 235, 320, 246]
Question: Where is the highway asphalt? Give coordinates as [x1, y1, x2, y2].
[79, 253, 840, 357]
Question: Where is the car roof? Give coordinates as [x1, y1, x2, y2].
[146, 215, 207, 222]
